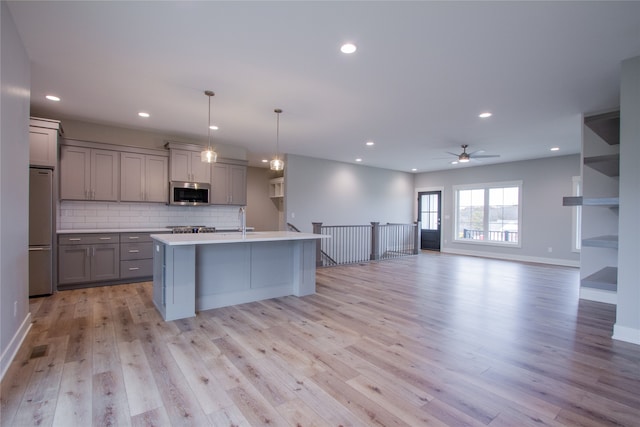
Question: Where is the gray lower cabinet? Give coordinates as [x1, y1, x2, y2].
[58, 233, 120, 285]
[59, 232, 164, 287]
[120, 233, 155, 279]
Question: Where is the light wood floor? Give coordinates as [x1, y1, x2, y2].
[2, 252, 639, 426]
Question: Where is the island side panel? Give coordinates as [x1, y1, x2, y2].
[292, 239, 317, 296]
[153, 242, 196, 321]
[250, 241, 294, 288]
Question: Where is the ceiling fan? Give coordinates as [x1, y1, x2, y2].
[446, 144, 500, 163]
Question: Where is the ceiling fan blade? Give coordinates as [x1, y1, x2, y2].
[467, 150, 484, 156]
[470, 154, 500, 158]
[445, 152, 459, 156]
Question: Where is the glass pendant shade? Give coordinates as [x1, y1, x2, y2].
[201, 90, 218, 163]
[270, 108, 284, 171]
[270, 158, 284, 171]
[201, 149, 217, 163]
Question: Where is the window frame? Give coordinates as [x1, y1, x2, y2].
[453, 180, 523, 248]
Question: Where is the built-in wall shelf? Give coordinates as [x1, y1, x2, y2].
[562, 196, 619, 207]
[584, 154, 620, 177]
[584, 111, 620, 146]
[582, 235, 618, 249]
[581, 266, 618, 291]
[269, 177, 284, 198]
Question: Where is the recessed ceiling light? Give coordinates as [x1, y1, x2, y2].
[261, 159, 268, 163]
[45, 95, 61, 102]
[478, 112, 492, 118]
[209, 125, 219, 130]
[138, 112, 150, 118]
[340, 43, 357, 54]
[355, 158, 363, 162]
[365, 141, 374, 146]
[550, 147, 560, 151]
[411, 168, 417, 172]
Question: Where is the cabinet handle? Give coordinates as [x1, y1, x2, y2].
[92, 247, 96, 256]
[99, 237, 111, 240]
[128, 267, 140, 271]
[86, 248, 90, 256]
[129, 249, 139, 253]
[128, 236, 139, 240]
[69, 238, 82, 241]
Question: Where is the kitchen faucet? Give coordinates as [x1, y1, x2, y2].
[238, 206, 246, 237]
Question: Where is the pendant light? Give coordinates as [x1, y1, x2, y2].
[201, 90, 218, 163]
[270, 108, 284, 171]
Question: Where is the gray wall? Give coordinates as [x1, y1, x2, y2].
[615, 55, 640, 344]
[1, 2, 31, 379]
[414, 154, 581, 266]
[285, 154, 415, 233]
[246, 167, 280, 231]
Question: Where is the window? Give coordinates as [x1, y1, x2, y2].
[454, 181, 522, 246]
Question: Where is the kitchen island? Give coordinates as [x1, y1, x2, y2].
[150, 231, 329, 321]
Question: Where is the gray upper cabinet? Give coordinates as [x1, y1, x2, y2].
[60, 145, 119, 201]
[29, 118, 61, 168]
[120, 152, 168, 203]
[170, 149, 210, 183]
[211, 162, 247, 205]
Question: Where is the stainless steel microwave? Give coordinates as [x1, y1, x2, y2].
[170, 181, 210, 206]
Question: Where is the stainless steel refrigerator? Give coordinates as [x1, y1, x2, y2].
[29, 167, 54, 296]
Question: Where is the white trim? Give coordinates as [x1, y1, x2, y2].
[442, 247, 580, 267]
[579, 287, 617, 305]
[414, 186, 445, 223]
[453, 181, 523, 248]
[613, 324, 640, 345]
[0, 313, 32, 382]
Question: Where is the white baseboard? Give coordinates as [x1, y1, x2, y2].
[441, 248, 580, 267]
[0, 313, 32, 382]
[613, 324, 640, 345]
[579, 287, 617, 305]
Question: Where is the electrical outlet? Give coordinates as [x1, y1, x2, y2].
[548, 247, 553, 253]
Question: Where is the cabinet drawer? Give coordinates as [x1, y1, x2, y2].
[59, 233, 120, 245]
[120, 259, 152, 279]
[120, 232, 154, 243]
[120, 242, 153, 260]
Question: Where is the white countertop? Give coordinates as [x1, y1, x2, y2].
[58, 228, 170, 234]
[150, 231, 329, 246]
[57, 227, 251, 234]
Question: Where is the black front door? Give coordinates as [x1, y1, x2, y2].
[418, 191, 441, 251]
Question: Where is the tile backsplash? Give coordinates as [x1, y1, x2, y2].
[58, 201, 242, 230]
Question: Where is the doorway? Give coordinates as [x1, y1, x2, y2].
[418, 191, 441, 251]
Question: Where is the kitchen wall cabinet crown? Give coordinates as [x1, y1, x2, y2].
[60, 145, 119, 201]
[29, 117, 62, 168]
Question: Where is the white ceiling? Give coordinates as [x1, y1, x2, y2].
[7, 1, 640, 172]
